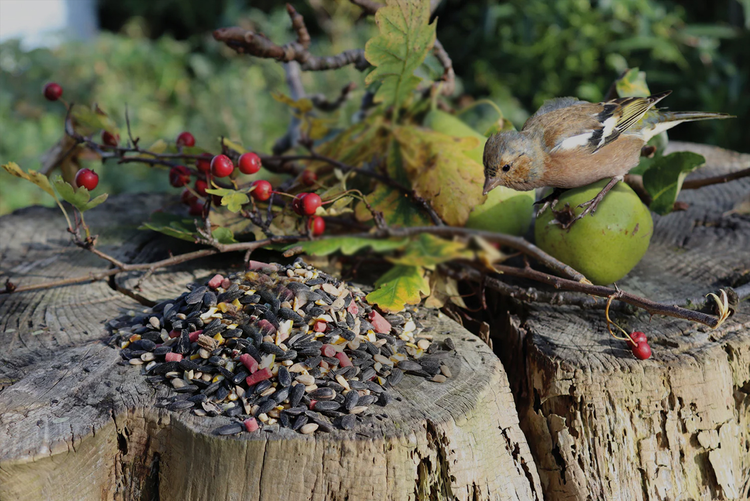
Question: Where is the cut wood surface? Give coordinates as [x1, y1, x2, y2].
[498, 142, 750, 501]
[0, 196, 542, 500]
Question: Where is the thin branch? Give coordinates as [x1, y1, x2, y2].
[432, 39, 455, 96]
[682, 166, 750, 190]
[310, 82, 356, 112]
[452, 263, 723, 328]
[213, 5, 369, 72]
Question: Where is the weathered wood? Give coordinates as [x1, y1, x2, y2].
[497, 142, 750, 501]
[0, 195, 542, 500]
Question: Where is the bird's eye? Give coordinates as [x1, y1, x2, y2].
[502, 164, 511, 172]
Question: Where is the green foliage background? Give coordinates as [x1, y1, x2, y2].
[1, 0, 747, 215]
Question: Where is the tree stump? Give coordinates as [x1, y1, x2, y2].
[498, 143, 750, 500]
[0, 196, 542, 500]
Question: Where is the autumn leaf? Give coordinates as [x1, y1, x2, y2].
[425, 271, 466, 309]
[389, 233, 472, 269]
[392, 126, 486, 226]
[2, 162, 57, 199]
[366, 265, 430, 312]
[290, 236, 409, 256]
[354, 140, 432, 227]
[364, 0, 436, 120]
[615, 68, 651, 98]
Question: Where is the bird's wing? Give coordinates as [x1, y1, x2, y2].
[525, 91, 672, 154]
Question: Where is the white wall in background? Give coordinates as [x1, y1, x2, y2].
[0, 0, 97, 49]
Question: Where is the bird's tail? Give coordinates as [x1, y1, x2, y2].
[635, 110, 734, 142]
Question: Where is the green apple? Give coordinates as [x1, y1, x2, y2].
[535, 180, 653, 285]
[423, 109, 535, 235]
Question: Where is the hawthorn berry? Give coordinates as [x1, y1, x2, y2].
[180, 189, 197, 206]
[194, 179, 208, 197]
[43, 82, 63, 101]
[628, 331, 647, 347]
[308, 216, 325, 236]
[101, 130, 119, 147]
[301, 169, 317, 186]
[176, 131, 195, 147]
[301, 193, 322, 216]
[632, 341, 652, 360]
[211, 154, 234, 178]
[188, 200, 205, 216]
[169, 165, 191, 188]
[238, 152, 261, 175]
[292, 193, 306, 215]
[251, 180, 272, 201]
[75, 168, 99, 191]
[196, 153, 212, 173]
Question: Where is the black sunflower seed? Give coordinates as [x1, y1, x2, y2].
[289, 384, 305, 407]
[277, 366, 291, 387]
[344, 391, 359, 411]
[214, 423, 243, 435]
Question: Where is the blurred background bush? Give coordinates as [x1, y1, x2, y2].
[1, 0, 747, 215]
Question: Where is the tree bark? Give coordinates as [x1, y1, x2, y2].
[495, 142, 750, 501]
[0, 195, 542, 500]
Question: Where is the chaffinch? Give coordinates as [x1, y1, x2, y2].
[482, 91, 731, 224]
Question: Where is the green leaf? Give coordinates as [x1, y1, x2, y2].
[139, 212, 198, 242]
[642, 152, 705, 215]
[392, 126, 486, 226]
[389, 234, 472, 269]
[206, 188, 249, 213]
[212, 227, 237, 244]
[2, 162, 57, 199]
[615, 68, 651, 98]
[289, 236, 409, 256]
[364, 0, 436, 120]
[53, 176, 108, 212]
[366, 265, 430, 313]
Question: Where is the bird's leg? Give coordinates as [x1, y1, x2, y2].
[534, 188, 566, 215]
[561, 176, 622, 229]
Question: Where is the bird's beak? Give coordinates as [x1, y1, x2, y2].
[482, 176, 498, 196]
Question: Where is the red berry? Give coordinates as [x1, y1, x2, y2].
[301, 169, 317, 186]
[169, 165, 191, 188]
[176, 131, 195, 147]
[101, 130, 119, 147]
[238, 152, 261, 175]
[194, 179, 208, 197]
[292, 193, 306, 215]
[75, 168, 99, 191]
[628, 331, 647, 347]
[211, 154, 234, 178]
[308, 216, 325, 236]
[301, 193, 321, 216]
[632, 341, 652, 360]
[196, 153, 212, 173]
[251, 180, 272, 201]
[180, 189, 197, 206]
[188, 200, 205, 216]
[43, 82, 63, 101]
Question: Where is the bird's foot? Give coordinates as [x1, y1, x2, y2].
[554, 176, 622, 230]
[535, 188, 566, 215]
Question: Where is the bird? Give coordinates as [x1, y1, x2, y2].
[482, 90, 732, 226]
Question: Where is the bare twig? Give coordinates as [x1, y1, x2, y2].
[682, 166, 750, 190]
[213, 5, 369, 72]
[310, 82, 356, 112]
[432, 39, 455, 96]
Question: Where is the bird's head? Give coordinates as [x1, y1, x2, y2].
[482, 131, 543, 194]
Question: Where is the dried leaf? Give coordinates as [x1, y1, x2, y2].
[425, 271, 467, 309]
[392, 126, 486, 226]
[2, 162, 57, 199]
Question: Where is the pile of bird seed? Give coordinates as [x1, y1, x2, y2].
[115, 260, 455, 436]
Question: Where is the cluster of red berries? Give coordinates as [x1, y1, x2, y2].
[627, 331, 651, 360]
[292, 192, 325, 236]
[43, 83, 325, 236]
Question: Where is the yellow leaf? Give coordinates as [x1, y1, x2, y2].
[2, 162, 57, 199]
[425, 271, 467, 309]
[366, 265, 430, 313]
[392, 126, 486, 226]
[388, 234, 472, 270]
[272, 91, 313, 113]
[222, 138, 248, 154]
[146, 139, 168, 155]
